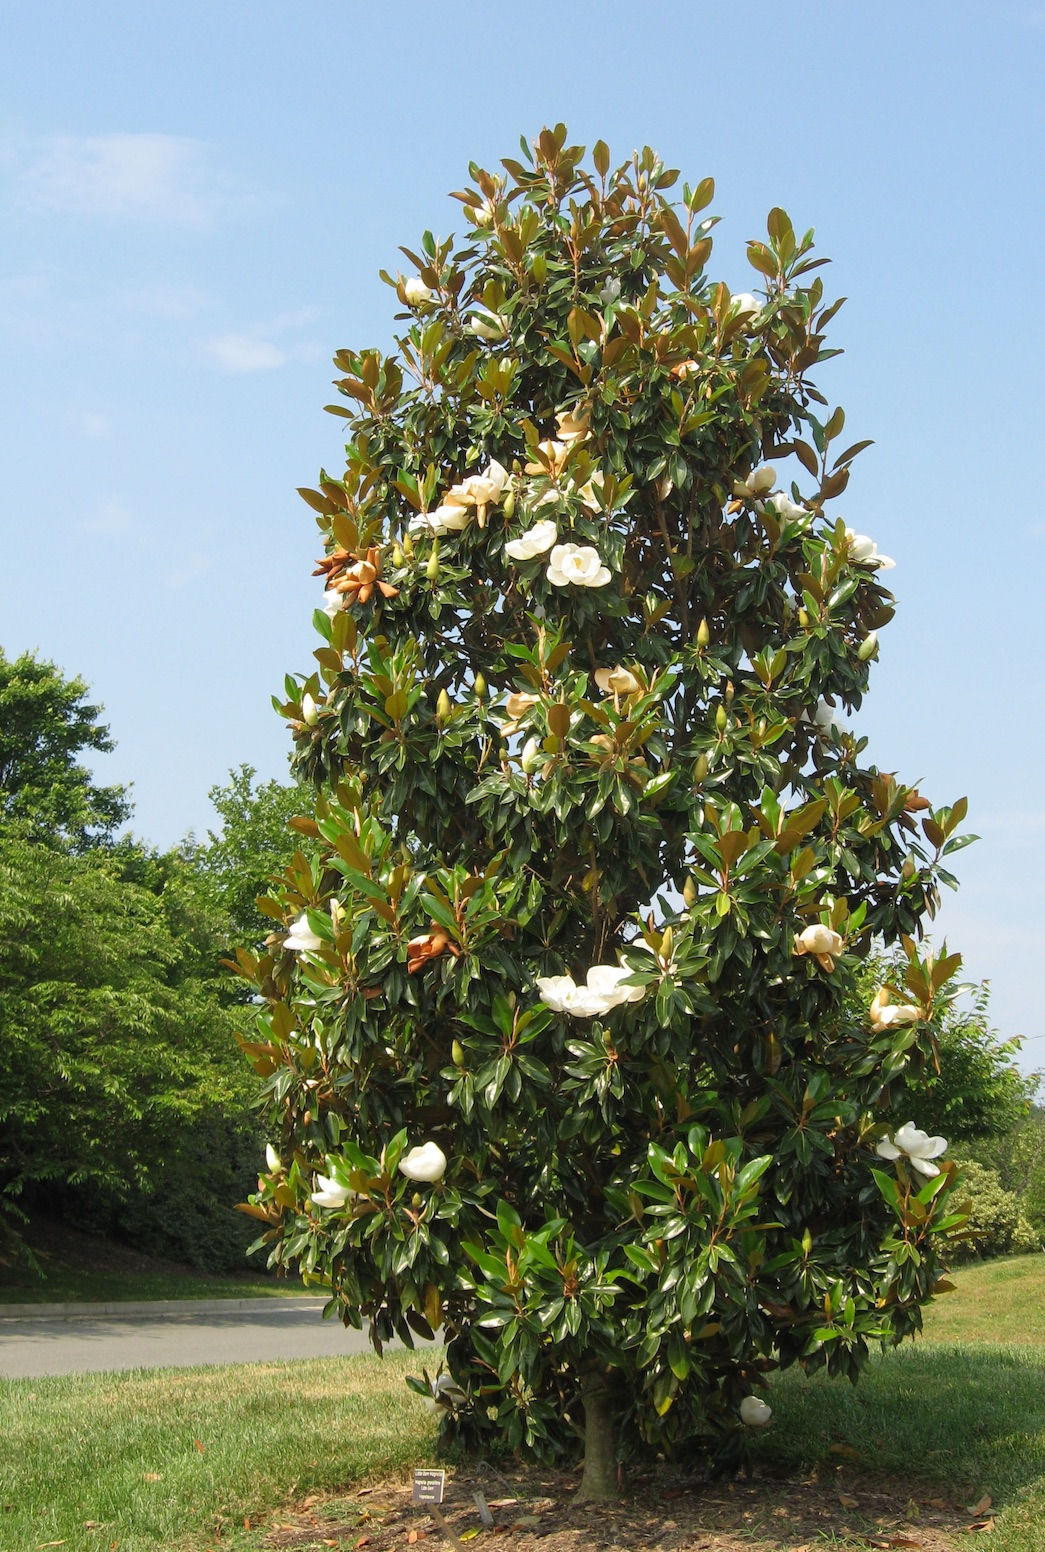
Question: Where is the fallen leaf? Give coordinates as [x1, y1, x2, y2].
[142, 1473, 162, 1483]
[969, 1518, 995, 1534]
[194, 1439, 205, 1454]
[838, 1493, 859, 1509]
[243, 1519, 250, 1532]
[967, 1495, 992, 1516]
[828, 1443, 860, 1459]
[460, 1533, 481, 1543]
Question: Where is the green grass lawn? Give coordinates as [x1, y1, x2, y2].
[3, 1254, 1045, 1551]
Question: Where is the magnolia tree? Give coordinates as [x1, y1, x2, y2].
[237, 127, 971, 1498]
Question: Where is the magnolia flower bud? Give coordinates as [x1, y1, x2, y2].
[451, 1039, 466, 1068]
[857, 631, 879, 661]
[715, 705, 728, 732]
[682, 875, 698, 908]
[739, 1395, 772, 1427]
[391, 540, 404, 567]
[521, 736, 541, 775]
[265, 1144, 283, 1174]
[474, 672, 486, 701]
[502, 486, 516, 519]
[798, 607, 811, 628]
[693, 752, 709, 781]
[696, 618, 710, 649]
[425, 541, 440, 581]
[399, 1141, 447, 1183]
[403, 277, 435, 307]
[436, 689, 452, 724]
[301, 693, 318, 726]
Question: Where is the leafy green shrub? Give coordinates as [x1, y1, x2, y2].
[949, 1161, 1039, 1262]
[238, 127, 971, 1495]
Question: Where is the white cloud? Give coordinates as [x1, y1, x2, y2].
[80, 497, 134, 536]
[199, 310, 323, 374]
[11, 133, 213, 223]
[203, 333, 288, 373]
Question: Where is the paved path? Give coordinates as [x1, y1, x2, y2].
[0, 1298, 388, 1379]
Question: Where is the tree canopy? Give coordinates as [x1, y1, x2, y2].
[0, 649, 131, 849]
[232, 128, 972, 1493]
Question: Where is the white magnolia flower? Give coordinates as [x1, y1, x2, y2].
[546, 543, 612, 588]
[793, 924, 844, 958]
[524, 439, 571, 478]
[555, 407, 589, 443]
[505, 520, 558, 561]
[321, 588, 343, 618]
[403, 277, 435, 306]
[813, 698, 848, 736]
[876, 1122, 948, 1178]
[409, 502, 473, 536]
[734, 464, 776, 499]
[265, 1144, 283, 1174]
[301, 692, 318, 726]
[768, 491, 807, 521]
[468, 308, 506, 340]
[739, 1395, 772, 1427]
[311, 1173, 352, 1209]
[730, 292, 761, 318]
[846, 528, 896, 570]
[285, 912, 323, 954]
[537, 965, 644, 1018]
[594, 665, 641, 696]
[600, 277, 622, 306]
[431, 1372, 468, 1407]
[399, 1141, 448, 1183]
[869, 987, 923, 1033]
[793, 923, 844, 972]
[446, 459, 509, 511]
[576, 472, 607, 510]
[473, 199, 495, 227]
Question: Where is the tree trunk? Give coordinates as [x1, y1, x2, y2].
[575, 1362, 619, 1503]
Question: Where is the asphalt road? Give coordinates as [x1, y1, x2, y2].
[0, 1298, 390, 1379]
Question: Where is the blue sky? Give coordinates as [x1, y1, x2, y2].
[2, 1, 1043, 1068]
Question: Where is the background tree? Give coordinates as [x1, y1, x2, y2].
[0, 649, 131, 849]
[240, 128, 971, 1496]
[854, 957, 1035, 1144]
[188, 764, 312, 957]
[0, 655, 267, 1271]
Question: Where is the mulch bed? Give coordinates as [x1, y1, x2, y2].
[262, 1460, 987, 1552]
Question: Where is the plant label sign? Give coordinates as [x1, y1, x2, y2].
[412, 1469, 446, 1505]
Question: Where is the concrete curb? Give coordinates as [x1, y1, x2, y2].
[0, 1296, 329, 1322]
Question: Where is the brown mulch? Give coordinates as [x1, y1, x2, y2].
[261, 1461, 985, 1552]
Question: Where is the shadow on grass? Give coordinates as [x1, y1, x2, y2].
[761, 1342, 1045, 1506]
